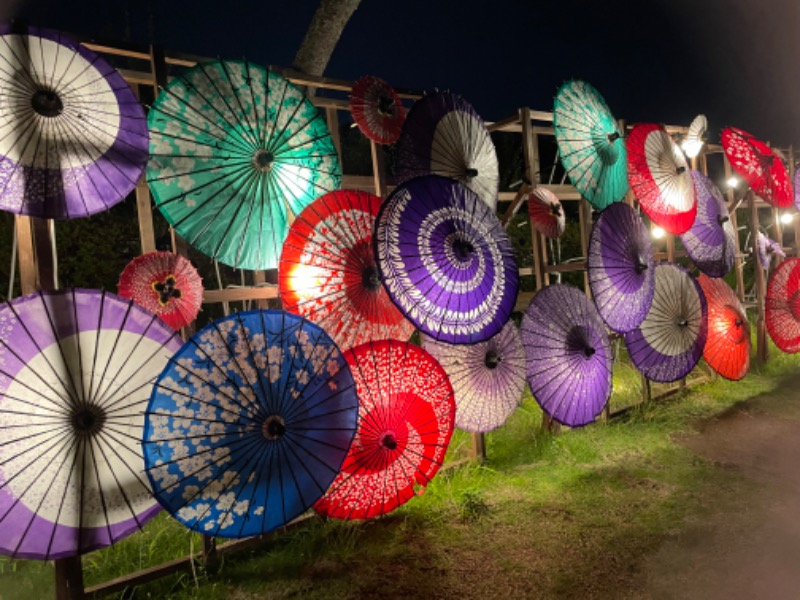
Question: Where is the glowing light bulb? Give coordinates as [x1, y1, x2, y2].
[652, 226, 666, 239]
[727, 177, 739, 189]
[780, 212, 794, 225]
[681, 138, 703, 159]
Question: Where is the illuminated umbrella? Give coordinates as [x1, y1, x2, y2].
[697, 274, 750, 380]
[375, 175, 519, 344]
[314, 340, 455, 520]
[722, 127, 791, 208]
[0, 289, 181, 559]
[143, 310, 359, 537]
[395, 91, 499, 208]
[0, 25, 148, 219]
[553, 80, 628, 210]
[527, 187, 566, 239]
[147, 59, 341, 270]
[681, 114, 707, 159]
[421, 320, 525, 432]
[679, 171, 735, 278]
[766, 257, 800, 353]
[624, 263, 708, 383]
[117, 251, 203, 331]
[350, 75, 406, 145]
[587, 202, 654, 333]
[627, 123, 697, 234]
[755, 231, 785, 270]
[520, 284, 613, 427]
[278, 189, 415, 351]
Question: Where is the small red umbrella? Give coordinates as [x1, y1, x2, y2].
[722, 127, 792, 208]
[697, 274, 750, 380]
[627, 123, 697, 234]
[350, 75, 406, 145]
[314, 340, 455, 520]
[766, 257, 800, 353]
[527, 187, 566, 239]
[117, 251, 203, 330]
[279, 189, 415, 351]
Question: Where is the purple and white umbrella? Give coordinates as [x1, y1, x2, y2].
[587, 202, 655, 333]
[421, 320, 525, 433]
[0, 26, 148, 219]
[755, 231, 785, 270]
[375, 175, 519, 344]
[394, 91, 499, 209]
[679, 171, 735, 278]
[624, 263, 708, 383]
[520, 284, 613, 427]
[0, 289, 181, 559]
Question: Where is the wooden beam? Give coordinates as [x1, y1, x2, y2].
[14, 215, 36, 295]
[749, 191, 768, 363]
[135, 180, 156, 254]
[203, 286, 279, 304]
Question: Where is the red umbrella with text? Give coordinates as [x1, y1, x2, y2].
[697, 274, 750, 380]
[314, 340, 455, 520]
[350, 75, 406, 145]
[722, 127, 792, 208]
[766, 257, 800, 353]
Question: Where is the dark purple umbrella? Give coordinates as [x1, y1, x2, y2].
[421, 320, 526, 432]
[0, 25, 148, 219]
[587, 202, 655, 333]
[375, 175, 519, 344]
[679, 171, 735, 278]
[394, 91, 499, 209]
[520, 284, 613, 427]
[624, 263, 708, 383]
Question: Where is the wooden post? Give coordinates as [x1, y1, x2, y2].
[470, 432, 486, 462]
[723, 156, 746, 301]
[749, 191, 768, 363]
[135, 180, 157, 254]
[14, 215, 37, 295]
[55, 555, 85, 600]
[579, 199, 592, 296]
[520, 108, 546, 291]
[370, 140, 388, 198]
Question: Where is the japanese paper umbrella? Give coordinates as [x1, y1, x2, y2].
[375, 175, 519, 345]
[147, 59, 341, 270]
[527, 187, 566, 239]
[520, 284, 613, 427]
[766, 257, 800, 353]
[0, 25, 149, 219]
[722, 127, 792, 208]
[350, 75, 406, 145]
[0, 289, 181, 559]
[118, 251, 203, 331]
[314, 340, 455, 520]
[678, 171, 735, 278]
[794, 168, 800, 211]
[421, 320, 525, 433]
[278, 189, 414, 351]
[587, 202, 655, 333]
[624, 263, 708, 383]
[756, 231, 785, 270]
[681, 114, 707, 158]
[142, 309, 359, 537]
[553, 80, 628, 210]
[697, 274, 750, 380]
[627, 123, 697, 234]
[394, 90, 499, 208]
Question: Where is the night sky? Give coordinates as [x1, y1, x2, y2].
[6, 0, 800, 146]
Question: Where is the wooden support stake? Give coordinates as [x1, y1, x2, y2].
[370, 140, 388, 198]
[723, 156, 746, 301]
[748, 191, 768, 363]
[15, 215, 36, 295]
[470, 432, 486, 462]
[135, 179, 156, 254]
[55, 556, 85, 600]
[579, 200, 592, 296]
[252, 270, 270, 309]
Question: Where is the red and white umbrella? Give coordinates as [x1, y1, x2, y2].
[527, 187, 566, 239]
[697, 274, 750, 380]
[722, 127, 792, 208]
[350, 75, 406, 145]
[766, 257, 800, 353]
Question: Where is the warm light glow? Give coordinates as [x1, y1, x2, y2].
[652, 226, 666, 239]
[288, 263, 326, 301]
[780, 212, 795, 225]
[727, 176, 739, 189]
[681, 138, 703, 158]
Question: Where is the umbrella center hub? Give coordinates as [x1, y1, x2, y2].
[717, 214, 730, 225]
[676, 165, 686, 175]
[381, 432, 398, 451]
[452, 237, 475, 262]
[362, 265, 382, 292]
[152, 275, 182, 306]
[566, 326, 596, 360]
[377, 95, 396, 116]
[678, 319, 689, 327]
[485, 349, 501, 369]
[253, 149, 275, 172]
[31, 88, 64, 118]
[634, 256, 648, 275]
[71, 405, 106, 436]
[607, 131, 621, 143]
[549, 203, 562, 217]
[465, 167, 479, 179]
[262, 415, 286, 440]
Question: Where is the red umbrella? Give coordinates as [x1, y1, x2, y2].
[627, 123, 697, 234]
[117, 251, 203, 330]
[527, 187, 565, 239]
[697, 274, 750, 380]
[722, 127, 792, 208]
[314, 340, 455, 520]
[766, 257, 800, 353]
[279, 189, 415, 351]
[350, 75, 406, 145]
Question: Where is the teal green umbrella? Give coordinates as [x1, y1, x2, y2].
[147, 60, 341, 270]
[553, 80, 628, 210]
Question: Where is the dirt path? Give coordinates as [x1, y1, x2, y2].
[640, 373, 800, 600]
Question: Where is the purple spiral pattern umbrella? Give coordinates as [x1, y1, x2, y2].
[394, 91, 499, 209]
[520, 284, 613, 427]
[375, 175, 519, 344]
[0, 289, 181, 559]
[587, 202, 655, 333]
[679, 171, 735, 278]
[624, 263, 708, 383]
[756, 231, 785, 270]
[421, 320, 526, 432]
[0, 25, 148, 219]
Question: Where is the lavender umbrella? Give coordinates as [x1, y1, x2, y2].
[421, 320, 526, 432]
[624, 263, 708, 383]
[520, 284, 613, 427]
[375, 175, 519, 344]
[587, 202, 655, 333]
[755, 231, 785, 270]
[0, 25, 148, 219]
[394, 91, 499, 209]
[679, 171, 735, 278]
